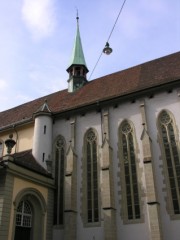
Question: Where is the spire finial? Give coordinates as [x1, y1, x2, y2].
[76, 8, 79, 22]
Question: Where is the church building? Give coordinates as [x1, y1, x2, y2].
[0, 16, 180, 240]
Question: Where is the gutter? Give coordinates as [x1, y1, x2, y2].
[0, 117, 33, 133]
[0, 78, 180, 130]
[53, 78, 180, 119]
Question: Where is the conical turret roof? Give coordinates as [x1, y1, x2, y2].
[33, 99, 51, 118]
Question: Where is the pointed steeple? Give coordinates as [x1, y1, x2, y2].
[68, 16, 88, 69]
[67, 14, 89, 92]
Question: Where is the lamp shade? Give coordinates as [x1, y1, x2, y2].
[103, 42, 113, 55]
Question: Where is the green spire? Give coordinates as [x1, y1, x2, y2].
[67, 16, 88, 70]
[67, 14, 88, 92]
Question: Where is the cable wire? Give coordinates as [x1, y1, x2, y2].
[107, 0, 127, 43]
[89, 0, 127, 80]
[88, 52, 103, 80]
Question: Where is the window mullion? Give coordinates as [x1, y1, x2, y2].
[167, 126, 180, 207]
[90, 142, 94, 221]
[86, 130, 98, 223]
[21, 201, 24, 226]
[57, 149, 61, 224]
[127, 134, 135, 219]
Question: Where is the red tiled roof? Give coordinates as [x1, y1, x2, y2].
[0, 52, 180, 129]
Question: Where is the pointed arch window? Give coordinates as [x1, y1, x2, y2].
[158, 110, 180, 215]
[119, 121, 141, 221]
[54, 136, 66, 225]
[85, 129, 99, 223]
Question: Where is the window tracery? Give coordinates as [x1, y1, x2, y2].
[16, 200, 32, 228]
[54, 135, 66, 225]
[120, 121, 141, 221]
[158, 110, 180, 215]
[85, 129, 99, 223]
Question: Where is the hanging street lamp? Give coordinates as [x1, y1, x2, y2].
[103, 42, 113, 55]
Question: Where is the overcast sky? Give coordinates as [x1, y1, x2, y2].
[0, 0, 179, 111]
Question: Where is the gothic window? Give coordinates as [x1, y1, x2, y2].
[158, 110, 180, 215]
[54, 136, 66, 225]
[16, 200, 32, 228]
[85, 129, 99, 223]
[119, 120, 141, 221]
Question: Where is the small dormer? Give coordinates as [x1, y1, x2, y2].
[67, 15, 89, 92]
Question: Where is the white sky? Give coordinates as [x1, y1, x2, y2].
[0, 0, 179, 111]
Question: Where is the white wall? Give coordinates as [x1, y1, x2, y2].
[51, 89, 180, 240]
[109, 101, 149, 240]
[144, 90, 180, 240]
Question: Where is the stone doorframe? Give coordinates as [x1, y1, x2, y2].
[12, 188, 47, 240]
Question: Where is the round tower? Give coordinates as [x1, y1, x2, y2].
[32, 100, 53, 169]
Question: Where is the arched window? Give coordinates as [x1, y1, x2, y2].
[85, 129, 99, 223]
[16, 200, 32, 228]
[158, 110, 180, 215]
[119, 120, 141, 221]
[54, 136, 66, 225]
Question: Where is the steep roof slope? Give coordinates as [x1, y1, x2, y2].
[67, 17, 88, 71]
[0, 51, 180, 130]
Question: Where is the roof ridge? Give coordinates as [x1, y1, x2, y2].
[0, 51, 179, 130]
[93, 51, 180, 82]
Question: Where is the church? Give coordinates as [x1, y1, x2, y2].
[0, 16, 180, 240]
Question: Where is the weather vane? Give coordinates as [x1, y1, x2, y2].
[76, 7, 79, 22]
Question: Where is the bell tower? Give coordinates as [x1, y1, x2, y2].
[67, 15, 89, 92]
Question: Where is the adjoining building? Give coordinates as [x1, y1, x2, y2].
[0, 17, 180, 240]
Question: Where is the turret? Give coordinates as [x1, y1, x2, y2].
[32, 100, 53, 169]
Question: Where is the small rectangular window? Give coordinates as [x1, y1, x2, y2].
[42, 153, 45, 162]
[44, 125, 46, 134]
